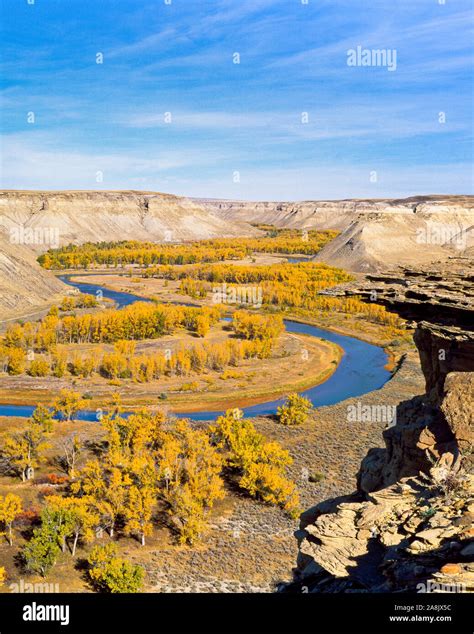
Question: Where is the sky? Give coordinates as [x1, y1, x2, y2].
[0, 0, 473, 200]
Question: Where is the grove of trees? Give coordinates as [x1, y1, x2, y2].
[0, 402, 301, 589]
[37, 231, 338, 270]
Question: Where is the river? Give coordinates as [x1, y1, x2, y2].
[0, 275, 391, 421]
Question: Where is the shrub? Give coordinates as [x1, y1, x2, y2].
[87, 543, 144, 593]
[179, 382, 200, 392]
[16, 508, 41, 526]
[220, 370, 242, 380]
[46, 474, 69, 486]
[277, 393, 313, 426]
[28, 359, 50, 377]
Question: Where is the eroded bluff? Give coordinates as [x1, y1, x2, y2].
[285, 258, 473, 593]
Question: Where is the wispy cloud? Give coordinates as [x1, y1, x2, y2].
[0, 0, 472, 198]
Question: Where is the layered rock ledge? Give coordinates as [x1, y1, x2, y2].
[285, 258, 473, 593]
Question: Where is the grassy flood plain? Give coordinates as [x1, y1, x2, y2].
[0, 245, 417, 594]
[0, 329, 342, 413]
[65, 268, 412, 360]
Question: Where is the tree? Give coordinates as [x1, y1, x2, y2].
[53, 389, 83, 422]
[123, 485, 155, 546]
[71, 460, 130, 538]
[2, 421, 48, 481]
[31, 405, 55, 433]
[232, 311, 284, 341]
[28, 359, 50, 377]
[239, 463, 299, 518]
[87, 543, 144, 593]
[7, 348, 26, 375]
[60, 297, 75, 311]
[0, 566, 6, 585]
[277, 393, 313, 426]
[59, 433, 83, 478]
[23, 525, 61, 577]
[95, 468, 130, 538]
[66, 498, 98, 556]
[211, 409, 300, 517]
[102, 411, 164, 462]
[157, 420, 225, 544]
[43, 496, 98, 556]
[0, 493, 23, 546]
[194, 314, 210, 338]
[51, 351, 68, 378]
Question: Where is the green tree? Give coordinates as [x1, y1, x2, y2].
[87, 543, 144, 593]
[23, 525, 61, 577]
[44, 496, 98, 556]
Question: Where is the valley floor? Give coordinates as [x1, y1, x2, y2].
[0, 351, 423, 593]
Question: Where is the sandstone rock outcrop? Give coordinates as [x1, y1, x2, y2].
[0, 190, 258, 252]
[200, 195, 474, 272]
[287, 259, 473, 593]
[291, 474, 474, 593]
[0, 190, 259, 320]
[0, 231, 65, 321]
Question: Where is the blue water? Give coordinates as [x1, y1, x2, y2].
[58, 275, 153, 308]
[286, 256, 311, 263]
[0, 276, 391, 421]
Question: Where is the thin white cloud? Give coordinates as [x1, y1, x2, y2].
[0, 133, 204, 190]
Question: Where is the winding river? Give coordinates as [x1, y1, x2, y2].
[0, 275, 391, 421]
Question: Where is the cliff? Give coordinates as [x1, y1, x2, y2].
[0, 190, 259, 320]
[0, 190, 258, 252]
[199, 195, 474, 272]
[0, 232, 65, 321]
[286, 258, 474, 593]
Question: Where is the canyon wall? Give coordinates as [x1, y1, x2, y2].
[0, 190, 258, 252]
[0, 231, 65, 321]
[287, 258, 474, 593]
[200, 195, 474, 272]
[0, 190, 258, 319]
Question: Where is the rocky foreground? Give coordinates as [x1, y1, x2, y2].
[285, 258, 474, 593]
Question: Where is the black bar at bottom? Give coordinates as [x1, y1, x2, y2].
[0, 592, 471, 634]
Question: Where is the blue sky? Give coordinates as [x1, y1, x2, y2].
[0, 0, 473, 200]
